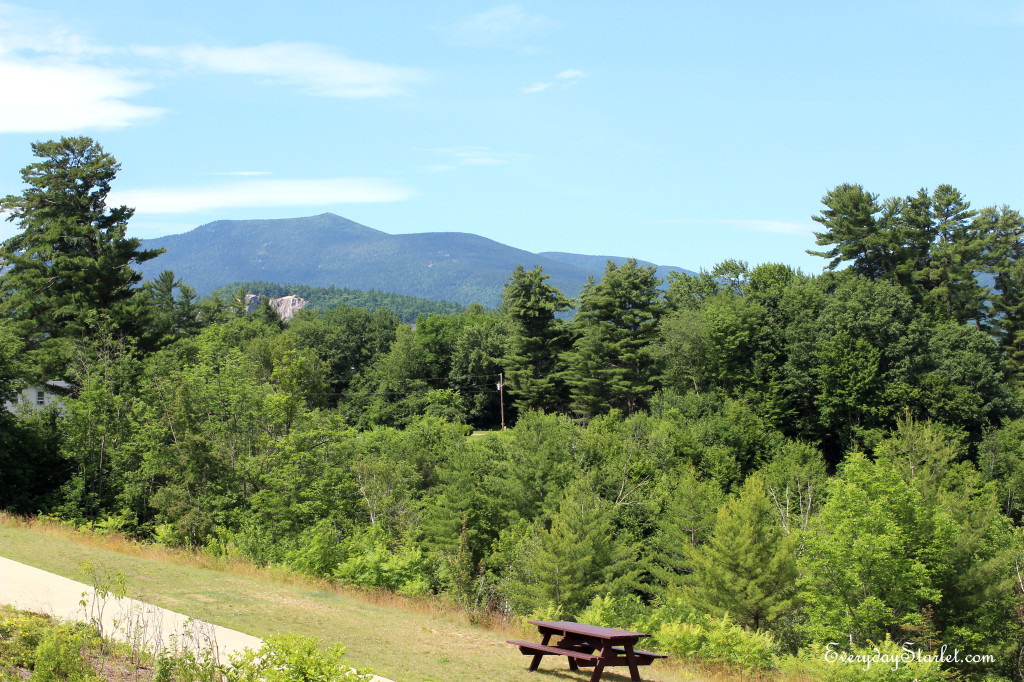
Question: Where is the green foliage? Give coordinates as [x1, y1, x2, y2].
[646, 464, 725, 594]
[0, 137, 162, 378]
[0, 607, 54, 671]
[210, 280, 465, 323]
[518, 482, 635, 617]
[683, 476, 798, 632]
[227, 633, 372, 682]
[332, 530, 431, 595]
[501, 265, 571, 414]
[798, 453, 944, 646]
[576, 593, 648, 630]
[30, 627, 101, 682]
[565, 259, 664, 416]
[652, 609, 779, 671]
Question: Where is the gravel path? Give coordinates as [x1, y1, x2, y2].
[0, 555, 392, 681]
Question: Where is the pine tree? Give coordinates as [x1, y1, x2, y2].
[646, 464, 725, 594]
[523, 484, 634, 616]
[684, 476, 798, 631]
[564, 259, 663, 416]
[915, 185, 985, 324]
[0, 137, 162, 377]
[501, 265, 572, 415]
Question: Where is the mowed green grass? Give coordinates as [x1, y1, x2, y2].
[0, 522, 697, 682]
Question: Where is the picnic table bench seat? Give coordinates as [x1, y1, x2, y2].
[506, 639, 601, 663]
[609, 646, 668, 665]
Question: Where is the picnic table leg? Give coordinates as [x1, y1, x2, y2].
[622, 643, 642, 682]
[589, 646, 612, 682]
[529, 633, 552, 672]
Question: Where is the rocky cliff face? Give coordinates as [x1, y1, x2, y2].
[242, 293, 308, 321]
[269, 295, 307, 321]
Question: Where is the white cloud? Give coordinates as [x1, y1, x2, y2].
[137, 42, 424, 98]
[0, 4, 162, 132]
[522, 82, 554, 94]
[109, 177, 418, 214]
[444, 4, 555, 48]
[653, 218, 814, 236]
[522, 68, 585, 94]
[0, 3, 423, 135]
[206, 171, 272, 176]
[0, 58, 163, 132]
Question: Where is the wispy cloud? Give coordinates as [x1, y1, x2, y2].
[522, 68, 585, 94]
[425, 146, 523, 171]
[443, 4, 555, 49]
[0, 3, 162, 132]
[136, 42, 425, 98]
[0, 59, 163, 132]
[205, 171, 273, 176]
[109, 177, 418, 214]
[652, 218, 814, 236]
[0, 3, 426, 134]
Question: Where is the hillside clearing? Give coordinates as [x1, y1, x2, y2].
[0, 520, 708, 682]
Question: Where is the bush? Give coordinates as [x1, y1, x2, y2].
[227, 633, 373, 682]
[285, 519, 344, 578]
[778, 636, 948, 681]
[31, 627, 101, 682]
[0, 607, 53, 670]
[333, 531, 430, 595]
[577, 593, 648, 630]
[654, 612, 778, 670]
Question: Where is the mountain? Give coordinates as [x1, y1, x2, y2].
[139, 213, 692, 308]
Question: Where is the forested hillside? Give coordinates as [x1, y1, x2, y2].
[208, 281, 466, 323]
[4, 139, 1024, 680]
[137, 214, 688, 307]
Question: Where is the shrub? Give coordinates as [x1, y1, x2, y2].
[0, 608, 53, 670]
[31, 627, 101, 682]
[577, 593, 648, 630]
[227, 633, 373, 682]
[778, 636, 948, 681]
[333, 531, 430, 595]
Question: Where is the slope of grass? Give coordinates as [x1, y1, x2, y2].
[0, 518, 709, 682]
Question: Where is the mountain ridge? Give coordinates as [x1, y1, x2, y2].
[139, 213, 692, 307]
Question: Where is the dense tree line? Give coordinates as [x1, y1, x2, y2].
[208, 281, 466, 323]
[4, 140, 1024, 678]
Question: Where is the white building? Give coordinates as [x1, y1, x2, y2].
[3, 380, 71, 413]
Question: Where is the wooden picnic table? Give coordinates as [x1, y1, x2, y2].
[507, 620, 667, 682]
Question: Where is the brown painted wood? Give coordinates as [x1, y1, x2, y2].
[506, 640, 600, 662]
[510, 621, 668, 682]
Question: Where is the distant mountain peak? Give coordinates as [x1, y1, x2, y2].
[140, 215, 692, 307]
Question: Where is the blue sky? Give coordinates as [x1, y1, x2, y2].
[1, 1, 1021, 275]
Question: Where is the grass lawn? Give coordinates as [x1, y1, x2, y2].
[0, 520, 711, 682]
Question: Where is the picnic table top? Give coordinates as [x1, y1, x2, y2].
[527, 620, 651, 641]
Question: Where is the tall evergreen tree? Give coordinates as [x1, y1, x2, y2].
[523, 483, 634, 616]
[0, 137, 162, 377]
[564, 259, 663, 416]
[981, 205, 1024, 375]
[808, 184, 888, 278]
[915, 185, 986, 324]
[501, 265, 571, 415]
[684, 476, 798, 631]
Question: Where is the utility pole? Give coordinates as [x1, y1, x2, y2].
[497, 372, 506, 430]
